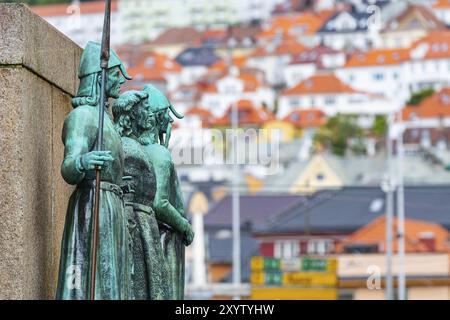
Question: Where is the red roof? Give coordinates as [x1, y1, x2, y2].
[402, 88, 450, 120]
[214, 100, 275, 126]
[151, 27, 202, 46]
[345, 48, 409, 68]
[32, 0, 117, 17]
[185, 107, 215, 128]
[126, 51, 181, 82]
[204, 70, 263, 93]
[338, 215, 450, 253]
[252, 35, 306, 57]
[283, 109, 326, 128]
[410, 30, 450, 60]
[257, 11, 333, 40]
[282, 74, 357, 95]
[434, 0, 450, 9]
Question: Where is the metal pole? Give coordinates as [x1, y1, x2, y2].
[385, 113, 394, 300]
[227, 24, 241, 300]
[397, 111, 406, 300]
[231, 102, 241, 300]
[90, 0, 111, 300]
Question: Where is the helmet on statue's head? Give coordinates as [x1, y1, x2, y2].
[78, 41, 132, 80]
[142, 84, 184, 119]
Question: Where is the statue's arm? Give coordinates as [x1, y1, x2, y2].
[152, 156, 189, 234]
[61, 109, 95, 185]
[172, 169, 185, 216]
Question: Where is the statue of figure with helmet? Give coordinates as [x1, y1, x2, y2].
[56, 41, 133, 300]
[113, 85, 194, 300]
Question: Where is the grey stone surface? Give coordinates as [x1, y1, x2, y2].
[0, 3, 82, 96]
[0, 4, 80, 299]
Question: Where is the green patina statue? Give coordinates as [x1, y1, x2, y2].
[113, 85, 194, 300]
[56, 42, 133, 300]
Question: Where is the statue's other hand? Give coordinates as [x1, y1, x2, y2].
[183, 222, 195, 246]
[80, 151, 114, 171]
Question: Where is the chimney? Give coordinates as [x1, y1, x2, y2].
[418, 232, 436, 252]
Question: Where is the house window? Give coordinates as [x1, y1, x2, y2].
[307, 240, 334, 255]
[274, 241, 300, 259]
[289, 97, 300, 107]
[373, 73, 384, 81]
[325, 96, 336, 105]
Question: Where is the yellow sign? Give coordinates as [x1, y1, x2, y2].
[251, 256, 264, 271]
[282, 272, 338, 286]
[251, 287, 338, 300]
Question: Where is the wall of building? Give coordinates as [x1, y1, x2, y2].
[0, 4, 81, 299]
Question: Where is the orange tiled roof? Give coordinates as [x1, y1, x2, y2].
[346, 48, 409, 68]
[185, 107, 215, 128]
[252, 35, 306, 57]
[282, 73, 357, 95]
[283, 109, 326, 128]
[32, 0, 117, 16]
[214, 100, 275, 126]
[410, 30, 450, 60]
[434, 0, 450, 9]
[209, 56, 248, 73]
[257, 11, 332, 40]
[402, 88, 450, 120]
[388, 4, 445, 30]
[337, 215, 450, 253]
[203, 70, 262, 93]
[126, 52, 181, 82]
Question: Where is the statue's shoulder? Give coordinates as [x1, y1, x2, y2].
[65, 105, 97, 125]
[122, 137, 143, 154]
[147, 143, 173, 164]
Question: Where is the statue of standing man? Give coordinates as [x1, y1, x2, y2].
[113, 85, 194, 300]
[56, 42, 132, 300]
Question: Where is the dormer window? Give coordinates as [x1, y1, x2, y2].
[145, 57, 155, 67]
[441, 94, 450, 105]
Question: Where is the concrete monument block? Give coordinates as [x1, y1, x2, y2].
[0, 3, 82, 299]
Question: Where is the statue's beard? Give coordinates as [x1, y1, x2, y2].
[137, 128, 156, 146]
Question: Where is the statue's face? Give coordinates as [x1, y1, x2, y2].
[136, 103, 155, 132]
[158, 109, 174, 134]
[106, 67, 125, 99]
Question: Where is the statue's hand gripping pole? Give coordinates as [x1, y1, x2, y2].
[90, 0, 111, 301]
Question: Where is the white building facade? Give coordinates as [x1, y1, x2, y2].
[119, 0, 284, 43]
[33, 0, 123, 48]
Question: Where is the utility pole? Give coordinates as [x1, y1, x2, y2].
[227, 25, 241, 300]
[385, 113, 394, 300]
[397, 111, 406, 300]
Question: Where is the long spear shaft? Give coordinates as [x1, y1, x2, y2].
[90, 0, 111, 300]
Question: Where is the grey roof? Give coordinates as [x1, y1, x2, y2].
[256, 186, 450, 234]
[175, 47, 221, 67]
[322, 152, 450, 186]
[260, 151, 450, 194]
[204, 194, 305, 228]
[318, 10, 372, 33]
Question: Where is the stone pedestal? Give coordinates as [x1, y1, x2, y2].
[0, 4, 82, 299]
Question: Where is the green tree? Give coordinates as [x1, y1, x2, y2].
[372, 115, 387, 138]
[407, 88, 435, 105]
[314, 115, 364, 156]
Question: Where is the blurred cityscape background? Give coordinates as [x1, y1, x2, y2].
[8, 0, 450, 300]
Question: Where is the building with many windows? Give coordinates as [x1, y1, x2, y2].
[119, 0, 284, 43]
[32, 0, 123, 48]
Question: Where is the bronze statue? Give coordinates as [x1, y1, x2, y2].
[56, 41, 132, 300]
[113, 85, 194, 300]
